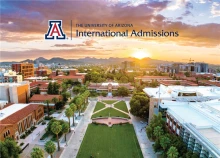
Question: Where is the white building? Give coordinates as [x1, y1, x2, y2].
[162, 100, 220, 158]
[0, 81, 30, 104]
[143, 85, 220, 122]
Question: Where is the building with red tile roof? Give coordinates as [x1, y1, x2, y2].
[29, 94, 62, 108]
[134, 76, 172, 83]
[0, 104, 44, 141]
[50, 69, 85, 83]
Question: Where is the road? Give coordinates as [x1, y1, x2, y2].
[60, 100, 96, 158]
[126, 101, 157, 158]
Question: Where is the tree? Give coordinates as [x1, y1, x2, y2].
[146, 113, 166, 140]
[130, 93, 149, 119]
[45, 141, 56, 158]
[44, 100, 51, 117]
[167, 146, 179, 158]
[31, 147, 44, 158]
[153, 126, 164, 140]
[70, 103, 77, 126]
[117, 86, 129, 97]
[160, 136, 170, 151]
[101, 91, 107, 97]
[47, 82, 53, 94]
[51, 121, 62, 151]
[65, 107, 73, 132]
[72, 86, 81, 94]
[62, 122, 69, 142]
[120, 76, 128, 83]
[52, 97, 58, 105]
[3, 137, 20, 158]
[35, 87, 40, 94]
[62, 92, 70, 102]
[75, 96, 83, 116]
[0, 141, 9, 158]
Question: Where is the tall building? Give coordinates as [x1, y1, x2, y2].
[12, 63, 34, 79]
[121, 61, 136, 70]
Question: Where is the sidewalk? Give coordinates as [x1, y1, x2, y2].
[60, 101, 96, 158]
[126, 101, 157, 158]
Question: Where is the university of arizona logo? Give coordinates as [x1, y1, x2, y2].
[45, 20, 66, 39]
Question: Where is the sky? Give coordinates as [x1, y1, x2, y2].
[0, 0, 220, 64]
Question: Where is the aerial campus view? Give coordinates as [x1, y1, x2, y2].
[0, 0, 220, 158]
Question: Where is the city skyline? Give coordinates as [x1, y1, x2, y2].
[0, 0, 220, 64]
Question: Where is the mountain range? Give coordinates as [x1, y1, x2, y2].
[0, 57, 175, 66]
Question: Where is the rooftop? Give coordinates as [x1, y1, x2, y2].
[29, 94, 61, 102]
[0, 104, 42, 124]
[0, 104, 30, 121]
[164, 100, 220, 156]
[143, 85, 220, 100]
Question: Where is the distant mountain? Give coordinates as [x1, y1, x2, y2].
[0, 57, 174, 66]
[35, 57, 47, 62]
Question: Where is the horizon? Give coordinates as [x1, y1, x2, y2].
[1, 56, 219, 66]
[0, 0, 220, 64]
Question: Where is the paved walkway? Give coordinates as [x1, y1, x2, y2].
[60, 101, 96, 158]
[126, 101, 157, 158]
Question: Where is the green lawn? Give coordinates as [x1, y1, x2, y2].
[114, 101, 129, 113]
[102, 100, 118, 104]
[76, 124, 143, 158]
[93, 102, 106, 112]
[91, 108, 129, 118]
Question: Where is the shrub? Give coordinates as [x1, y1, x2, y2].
[20, 134, 26, 139]
[42, 121, 46, 125]
[45, 116, 53, 120]
[20, 142, 24, 146]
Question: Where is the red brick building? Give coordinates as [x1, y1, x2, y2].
[29, 94, 62, 108]
[0, 104, 44, 141]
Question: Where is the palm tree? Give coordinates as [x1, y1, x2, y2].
[51, 121, 62, 151]
[160, 136, 171, 151]
[31, 147, 44, 158]
[65, 108, 73, 132]
[75, 96, 83, 116]
[52, 97, 58, 105]
[69, 103, 77, 126]
[153, 126, 163, 140]
[45, 141, 56, 158]
[44, 100, 51, 117]
[167, 146, 179, 158]
[62, 122, 69, 142]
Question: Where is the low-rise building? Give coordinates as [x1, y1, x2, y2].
[0, 103, 44, 141]
[159, 80, 198, 86]
[134, 76, 171, 83]
[0, 70, 23, 83]
[88, 82, 134, 93]
[29, 94, 62, 108]
[50, 69, 85, 83]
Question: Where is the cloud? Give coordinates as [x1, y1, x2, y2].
[186, 2, 193, 9]
[53, 40, 98, 47]
[0, 0, 219, 48]
[211, 2, 220, 17]
[182, 10, 193, 16]
[0, 48, 110, 61]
